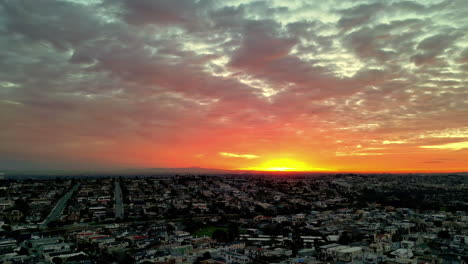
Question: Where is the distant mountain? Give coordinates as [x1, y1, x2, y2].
[116, 167, 239, 175]
[2, 167, 467, 178]
[1, 167, 241, 177]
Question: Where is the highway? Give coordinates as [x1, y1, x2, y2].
[41, 183, 80, 228]
[114, 181, 124, 219]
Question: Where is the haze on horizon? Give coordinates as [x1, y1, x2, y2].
[0, 0, 467, 173]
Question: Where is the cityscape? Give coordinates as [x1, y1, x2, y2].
[0, 173, 467, 263]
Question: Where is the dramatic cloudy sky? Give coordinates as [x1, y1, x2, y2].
[1, 0, 467, 172]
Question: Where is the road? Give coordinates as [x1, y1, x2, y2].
[114, 181, 124, 219]
[41, 183, 80, 228]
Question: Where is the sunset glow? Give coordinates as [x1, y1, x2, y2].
[242, 158, 318, 172]
[0, 0, 467, 173]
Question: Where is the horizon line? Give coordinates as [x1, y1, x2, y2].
[1, 166, 467, 175]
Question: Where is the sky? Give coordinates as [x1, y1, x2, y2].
[0, 0, 467, 172]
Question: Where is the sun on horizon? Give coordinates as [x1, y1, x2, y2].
[240, 158, 326, 172]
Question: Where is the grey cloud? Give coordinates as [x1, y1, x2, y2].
[345, 27, 394, 61]
[343, 18, 423, 63]
[229, 20, 297, 68]
[417, 33, 457, 51]
[411, 52, 438, 66]
[391, 1, 426, 12]
[209, 5, 247, 30]
[1, 0, 108, 50]
[121, 0, 201, 26]
[337, 2, 383, 31]
[457, 48, 468, 63]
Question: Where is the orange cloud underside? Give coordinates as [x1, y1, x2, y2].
[89, 135, 467, 173]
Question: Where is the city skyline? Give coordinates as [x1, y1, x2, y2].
[1, 0, 468, 172]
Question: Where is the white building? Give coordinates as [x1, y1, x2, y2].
[337, 247, 362, 262]
[222, 251, 250, 264]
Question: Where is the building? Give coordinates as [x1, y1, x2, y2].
[222, 251, 250, 264]
[337, 247, 362, 262]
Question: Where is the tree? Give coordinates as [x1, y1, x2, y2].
[47, 220, 64, 229]
[2, 225, 11, 232]
[18, 247, 29, 255]
[438, 230, 451, 240]
[66, 254, 88, 262]
[182, 218, 200, 233]
[118, 253, 135, 264]
[262, 223, 281, 236]
[227, 223, 240, 242]
[52, 257, 63, 264]
[194, 252, 212, 264]
[212, 229, 228, 242]
[14, 199, 29, 218]
[202, 252, 211, 259]
[291, 242, 299, 257]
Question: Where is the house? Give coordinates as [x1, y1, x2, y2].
[400, 240, 415, 249]
[336, 247, 362, 262]
[44, 251, 87, 263]
[7, 210, 23, 222]
[174, 231, 192, 242]
[298, 248, 316, 257]
[37, 242, 72, 255]
[273, 215, 289, 223]
[169, 244, 193, 256]
[390, 248, 413, 259]
[326, 235, 340, 242]
[293, 214, 306, 221]
[374, 233, 392, 242]
[0, 238, 17, 254]
[201, 259, 226, 264]
[370, 242, 391, 254]
[0, 199, 14, 210]
[193, 203, 208, 211]
[264, 248, 293, 257]
[76, 231, 98, 241]
[30, 237, 63, 251]
[386, 258, 417, 264]
[89, 235, 115, 244]
[222, 251, 250, 264]
[319, 243, 341, 254]
[320, 244, 350, 260]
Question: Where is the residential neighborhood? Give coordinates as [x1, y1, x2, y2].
[0, 174, 467, 264]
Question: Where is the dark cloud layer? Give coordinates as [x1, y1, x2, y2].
[0, 0, 467, 171]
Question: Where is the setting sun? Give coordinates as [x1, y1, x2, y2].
[242, 158, 316, 172]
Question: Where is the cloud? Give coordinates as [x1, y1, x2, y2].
[411, 32, 461, 66]
[219, 152, 259, 159]
[382, 140, 408, 145]
[420, 142, 468, 151]
[337, 2, 383, 31]
[421, 158, 458, 164]
[229, 20, 297, 68]
[419, 128, 468, 139]
[0, 0, 467, 171]
[119, 0, 204, 27]
[457, 48, 468, 63]
[1, 0, 109, 50]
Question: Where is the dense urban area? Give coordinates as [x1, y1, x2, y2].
[0, 173, 467, 264]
